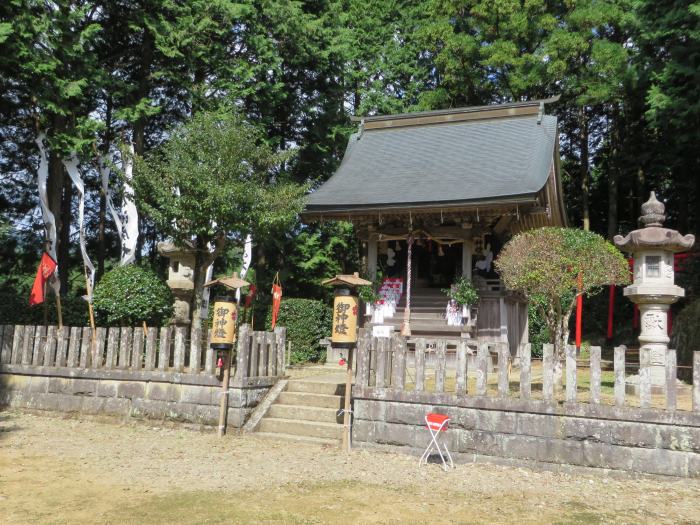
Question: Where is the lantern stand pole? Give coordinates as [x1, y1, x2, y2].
[218, 350, 231, 437]
[341, 345, 353, 453]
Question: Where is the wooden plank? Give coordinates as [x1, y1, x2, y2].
[234, 324, 251, 382]
[32, 325, 46, 366]
[497, 342, 509, 398]
[639, 347, 651, 409]
[79, 327, 91, 368]
[265, 331, 276, 376]
[92, 327, 106, 368]
[131, 327, 144, 370]
[21, 325, 35, 365]
[66, 326, 81, 368]
[42, 326, 57, 367]
[542, 344, 554, 401]
[172, 326, 186, 372]
[55, 327, 69, 367]
[414, 338, 425, 392]
[589, 346, 601, 404]
[275, 327, 286, 376]
[693, 351, 700, 413]
[614, 346, 626, 407]
[476, 343, 488, 396]
[565, 344, 577, 403]
[10, 325, 24, 364]
[188, 326, 202, 374]
[0, 325, 13, 364]
[666, 349, 677, 411]
[157, 327, 171, 371]
[355, 329, 370, 387]
[434, 339, 446, 393]
[248, 331, 259, 377]
[118, 327, 131, 369]
[144, 327, 157, 370]
[204, 328, 215, 375]
[105, 327, 120, 369]
[519, 343, 531, 400]
[455, 340, 468, 396]
[376, 336, 388, 388]
[391, 334, 407, 390]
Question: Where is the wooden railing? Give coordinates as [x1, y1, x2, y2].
[354, 332, 700, 413]
[0, 323, 286, 379]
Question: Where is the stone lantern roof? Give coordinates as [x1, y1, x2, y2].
[614, 192, 695, 253]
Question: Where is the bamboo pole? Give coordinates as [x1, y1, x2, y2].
[218, 351, 231, 437]
[341, 346, 354, 453]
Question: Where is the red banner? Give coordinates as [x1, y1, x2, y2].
[29, 252, 57, 306]
[271, 284, 282, 329]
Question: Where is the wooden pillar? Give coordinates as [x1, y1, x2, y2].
[462, 235, 473, 279]
[367, 234, 378, 280]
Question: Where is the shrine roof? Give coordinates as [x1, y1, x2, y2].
[304, 99, 560, 216]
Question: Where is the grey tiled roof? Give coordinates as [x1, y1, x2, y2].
[306, 113, 558, 212]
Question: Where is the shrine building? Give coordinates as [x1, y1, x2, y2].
[303, 98, 567, 353]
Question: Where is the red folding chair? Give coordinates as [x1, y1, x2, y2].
[419, 412, 454, 471]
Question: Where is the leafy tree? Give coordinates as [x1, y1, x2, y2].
[495, 228, 629, 379]
[132, 109, 306, 331]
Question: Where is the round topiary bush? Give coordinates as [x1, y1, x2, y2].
[93, 265, 174, 326]
[266, 298, 332, 364]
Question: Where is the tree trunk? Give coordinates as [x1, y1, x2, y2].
[97, 98, 113, 281]
[190, 248, 207, 333]
[607, 105, 619, 240]
[579, 106, 590, 231]
[635, 167, 646, 226]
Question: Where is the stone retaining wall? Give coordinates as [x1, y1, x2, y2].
[352, 387, 700, 477]
[0, 365, 275, 427]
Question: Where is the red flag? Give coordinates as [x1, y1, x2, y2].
[29, 252, 57, 306]
[244, 284, 256, 308]
[271, 284, 283, 329]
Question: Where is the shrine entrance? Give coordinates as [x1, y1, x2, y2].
[378, 239, 462, 288]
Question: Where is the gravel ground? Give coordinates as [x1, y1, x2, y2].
[1, 409, 699, 524]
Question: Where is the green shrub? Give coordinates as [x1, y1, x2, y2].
[528, 293, 550, 358]
[266, 297, 332, 364]
[0, 289, 88, 326]
[93, 265, 174, 326]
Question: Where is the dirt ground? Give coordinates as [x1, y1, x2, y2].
[1, 409, 699, 524]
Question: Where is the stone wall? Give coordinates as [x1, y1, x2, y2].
[0, 364, 275, 427]
[352, 387, 700, 477]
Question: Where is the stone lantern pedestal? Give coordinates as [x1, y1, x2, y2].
[614, 192, 694, 392]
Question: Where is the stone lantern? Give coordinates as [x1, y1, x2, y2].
[157, 240, 197, 325]
[614, 192, 695, 388]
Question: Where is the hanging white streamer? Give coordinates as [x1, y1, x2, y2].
[236, 233, 253, 302]
[62, 156, 96, 300]
[120, 143, 139, 265]
[35, 133, 61, 296]
[98, 154, 124, 259]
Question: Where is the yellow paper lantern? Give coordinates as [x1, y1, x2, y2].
[210, 296, 238, 350]
[331, 288, 359, 348]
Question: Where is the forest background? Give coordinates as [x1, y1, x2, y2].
[0, 0, 698, 345]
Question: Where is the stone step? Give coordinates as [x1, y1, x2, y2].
[277, 391, 344, 409]
[286, 380, 345, 396]
[257, 418, 344, 440]
[254, 432, 339, 446]
[268, 404, 342, 424]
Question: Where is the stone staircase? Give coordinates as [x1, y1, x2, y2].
[255, 377, 344, 445]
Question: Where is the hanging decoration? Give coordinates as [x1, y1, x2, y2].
[401, 234, 414, 336]
[271, 273, 283, 329]
[35, 134, 60, 297]
[98, 153, 124, 260]
[236, 233, 253, 302]
[63, 155, 96, 302]
[29, 252, 57, 306]
[120, 143, 139, 265]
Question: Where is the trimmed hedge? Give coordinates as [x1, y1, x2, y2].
[670, 299, 700, 379]
[0, 290, 87, 326]
[93, 265, 174, 327]
[266, 297, 331, 364]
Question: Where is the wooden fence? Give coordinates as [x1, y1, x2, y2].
[354, 332, 700, 413]
[0, 323, 286, 380]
